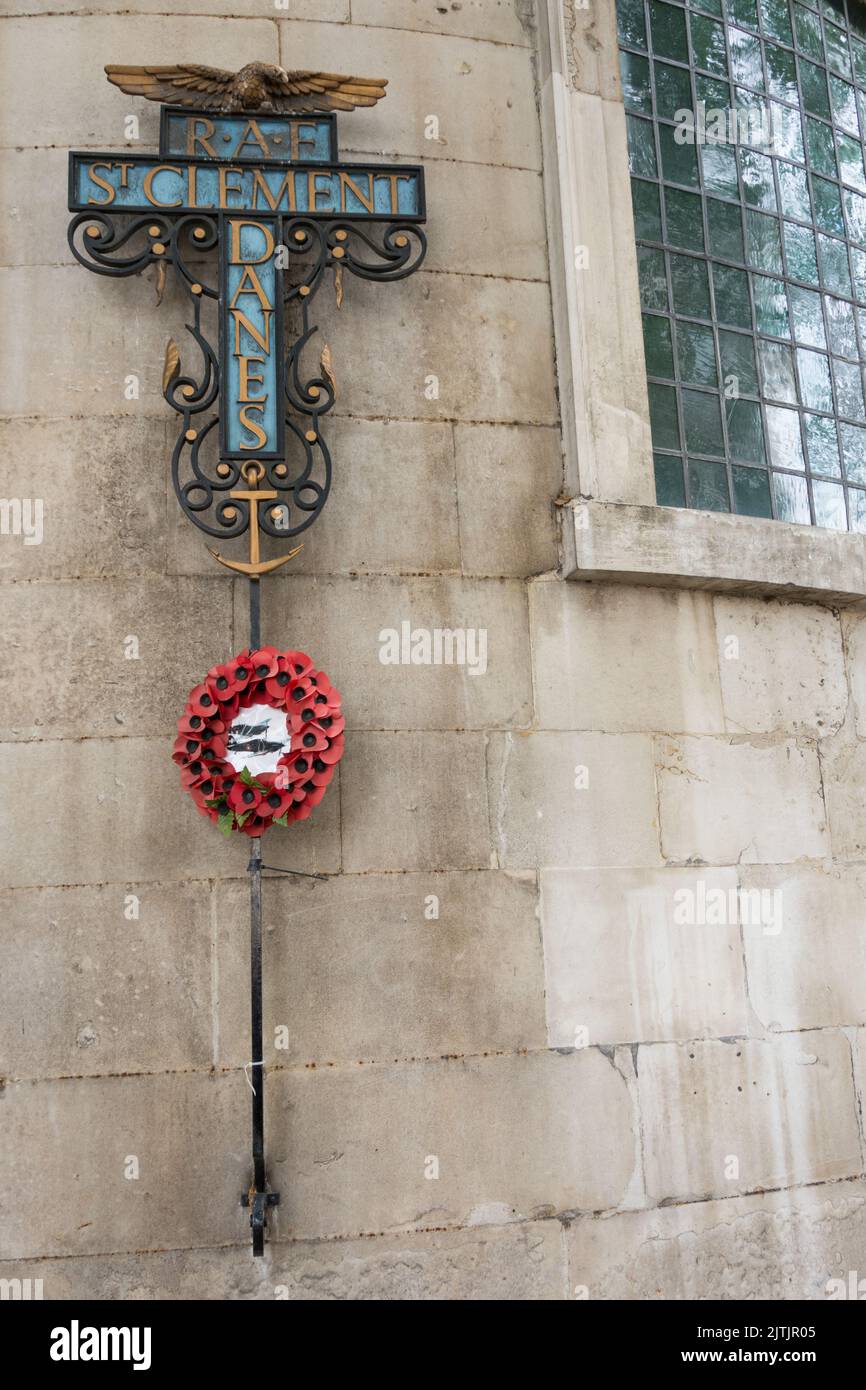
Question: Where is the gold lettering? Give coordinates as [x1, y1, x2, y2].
[187, 162, 198, 207]
[232, 309, 272, 356]
[85, 161, 116, 206]
[187, 117, 217, 158]
[290, 121, 319, 162]
[218, 166, 245, 208]
[385, 172, 412, 213]
[312, 172, 335, 209]
[228, 219, 275, 265]
[228, 266, 271, 310]
[238, 404, 268, 450]
[117, 161, 133, 189]
[143, 164, 183, 207]
[339, 171, 374, 215]
[235, 119, 270, 157]
[238, 355, 266, 402]
[251, 169, 296, 213]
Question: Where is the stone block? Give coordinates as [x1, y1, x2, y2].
[540, 867, 748, 1046]
[265, 1049, 637, 1239]
[0, 1218, 565, 1300]
[0, 14, 278, 150]
[638, 1032, 863, 1204]
[215, 869, 547, 1068]
[821, 733, 866, 860]
[0, 1072, 249, 1259]
[276, 19, 542, 168]
[315, 270, 558, 425]
[245, 574, 533, 730]
[352, 0, 533, 47]
[656, 736, 829, 865]
[487, 731, 661, 868]
[715, 596, 847, 737]
[740, 865, 866, 1032]
[454, 424, 560, 577]
[566, 1179, 866, 1300]
[0, 577, 232, 740]
[341, 731, 489, 871]
[531, 583, 724, 733]
[0, 882, 213, 1079]
[0, 738, 341, 887]
[0, 416, 167, 581]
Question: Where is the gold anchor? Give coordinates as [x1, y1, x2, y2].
[208, 460, 303, 578]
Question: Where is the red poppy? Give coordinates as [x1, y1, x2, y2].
[177, 646, 344, 835]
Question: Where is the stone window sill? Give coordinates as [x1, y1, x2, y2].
[562, 500, 866, 607]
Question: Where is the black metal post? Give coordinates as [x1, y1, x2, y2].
[242, 577, 278, 1255]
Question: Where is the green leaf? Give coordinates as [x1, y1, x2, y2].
[273, 814, 289, 827]
[236, 811, 251, 827]
[239, 768, 256, 786]
[217, 810, 234, 837]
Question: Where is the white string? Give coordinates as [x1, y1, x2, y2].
[241, 1061, 262, 1095]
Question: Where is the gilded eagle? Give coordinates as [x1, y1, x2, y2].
[105, 61, 387, 114]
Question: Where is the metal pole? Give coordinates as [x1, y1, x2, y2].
[243, 576, 277, 1255]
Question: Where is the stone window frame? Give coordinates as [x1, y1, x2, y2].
[537, 0, 866, 603]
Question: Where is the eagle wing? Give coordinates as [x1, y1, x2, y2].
[266, 69, 388, 112]
[104, 64, 235, 107]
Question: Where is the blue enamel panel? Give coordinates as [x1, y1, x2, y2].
[222, 219, 280, 457]
[161, 109, 334, 164]
[71, 155, 423, 219]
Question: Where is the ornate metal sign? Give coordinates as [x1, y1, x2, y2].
[67, 62, 427, 1255]
[68, 61, 426, 578]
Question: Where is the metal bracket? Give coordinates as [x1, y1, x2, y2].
[241, 1188, 281, 1258]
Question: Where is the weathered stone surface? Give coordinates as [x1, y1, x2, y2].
[740, 865, 866, 1032]
[0, 265, 208, 419]
[0, 882, 213, 1080]
[275, 19, 542, 167]
[638, 1032, 863, 1204]
[315, 271, 558, 425]
[0, 577, 232, 740]
[531, 583, 724, 733]
[0, 1072, 249, 1259]
[170, 418, 461, 579]
[0, 1218, 565, 1301]
[0, 739, 340, 888]
[540, 868, 748, 1046]
[266, 1049, 637, 1240]
[341, 732, 489, 871]
[454, 424, 560, 577]
[0, 416, 167, 581]
[0, 14, 278, 150]
[566, 499, 866, 603]
[424, 163, 549, 280]
[714, 597, 847, 737]
[215, 870, 546, 1069]
[352, 0, 533, 47]
[566, 1179, 866, 1300]
[488, 732, 661, 868]
[842, 610, 866, 737]
[12, 0, 348, 16]
[656, 736, 829, 865]
[814, 731, 866, 860]
[245, 574, 532, 730]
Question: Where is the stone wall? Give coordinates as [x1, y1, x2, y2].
[1, 0, 865, 1301]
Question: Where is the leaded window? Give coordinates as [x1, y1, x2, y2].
[618, 0, 866, 528]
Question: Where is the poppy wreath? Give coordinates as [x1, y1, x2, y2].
[174, 646, 345, 837]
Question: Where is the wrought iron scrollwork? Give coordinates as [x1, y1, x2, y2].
[68, 209, 427, 564]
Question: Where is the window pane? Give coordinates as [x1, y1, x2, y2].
[618, 0, 866, 529]
[733, 463, 773, 514]
[688, 457, 731, 508]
